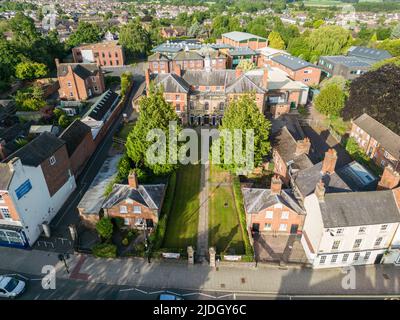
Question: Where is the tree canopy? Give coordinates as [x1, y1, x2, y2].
[268, 31, 285, 50]
[342, 64, 400, 136]
[119, 20, 152, 58]
[66, 22, 102, 47]
[15, 61, 48, 80]
[314, 83, 346, 117]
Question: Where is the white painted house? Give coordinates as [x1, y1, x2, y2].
[301, 182, 400, 268]
[0, 133, 76, 248]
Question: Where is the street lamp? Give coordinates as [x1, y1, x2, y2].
[58, 253, 70, 274]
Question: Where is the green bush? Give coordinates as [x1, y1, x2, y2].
[233, 176, 253, 256]
[122, 238, 129, 246]
[113, 217, 125, 230]
[95, 217, 114, 241]
[92, 243, 117, 258]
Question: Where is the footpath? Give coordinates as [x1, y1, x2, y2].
[0, 247, 399, 296]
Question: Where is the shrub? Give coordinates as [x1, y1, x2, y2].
[92, 243, 117, 258]
[113, 217, 125, 230]
[95, 217, 114, 241]
[122, 238, 129, 246]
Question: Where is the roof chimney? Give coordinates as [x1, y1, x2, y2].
[377, 166, 400, 190]
[128, 170, 138, 189]
[235, 67, 242, 78]
[315, 180, 325, 201]
[262, 68, 268, 88]
[173, 64, 181, 77]
[295, 137, 311, 156]
[270, 175, 282, 195]
[145, 68, 151, 88]
[321, 148, 337, 175]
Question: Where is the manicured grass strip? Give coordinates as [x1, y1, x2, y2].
[162, 164, 201, 249]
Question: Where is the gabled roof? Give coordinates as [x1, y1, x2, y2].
[347, 46, 392, 62]
[318, 190, 400, 228]
[57, 63, 100, 79]
[225, 75, 266, 94]
[271, 54, 314, 71]
[242, 188, 304, 215]
[222, 31, 266, 42]
[154, 73, 190, 93]
[85, 90, 119, 121]
[59, 119, 92, 156]
[182, 70, 236, 87]
[148, 52, 170, 62]
[228, 46, 258, 56]
[173, 51, 204, 61]
[353, 113, 400, 158]
[6, 132, 65, 167]
[102, 183, 166, 211]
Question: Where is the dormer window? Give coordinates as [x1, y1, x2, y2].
[49, 156, 56, 166]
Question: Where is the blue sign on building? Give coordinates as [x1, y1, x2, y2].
[15, 179, 32, 200]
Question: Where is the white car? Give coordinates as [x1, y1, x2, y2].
[0, 276, 26, 299]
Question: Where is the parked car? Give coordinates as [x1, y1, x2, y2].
[158, 293, 183, 300]
[0, 276, 26, 299]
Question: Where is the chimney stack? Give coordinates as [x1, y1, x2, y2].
[270, 175, 282, 195]
[55, 58, 60, 67]
[321, 148, 337, 175]
[377, 166, 400, 190]
[145, 68, 151, 88]
[173, 64, 182, 77]
[295, 137, 311, 156]
[128, 170, 139, 189]
[235, 67, 242, 78]
[262, 68, 268, 88]
[315, 180, 325, 201]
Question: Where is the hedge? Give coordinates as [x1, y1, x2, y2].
[232, 176, 254, 256]
[92, 243, 117, 258]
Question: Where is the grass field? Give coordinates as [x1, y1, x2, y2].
[162, 164, 201, 249]
[208, 165, 245, 255]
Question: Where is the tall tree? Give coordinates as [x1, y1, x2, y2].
[119, 20, 151, 58]
[216, 94, 271, 174]
[314, 83, 346, 117]
[67, 22, 102, 47]
[15, 61, 48, 80]
[125, 85, 181, 176]
[268, 31, 285, 50]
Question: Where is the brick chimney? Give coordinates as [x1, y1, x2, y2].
[173, 64, 181, 77]
[235, 68, 242, 78]
[321, 148, 337, 175]
[295, 137, 311, 156]
[145, 68, 151, 88]
[377, 166, 400, 190]
[55, 58, 60, 67]
[315, 180, 325, 201]
[128, 170, 138, 189]
[0, 139, 6, 160]
[270, 175, 282, 195]
[262, 68, 268, 88]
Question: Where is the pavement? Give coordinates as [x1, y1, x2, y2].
[197, 162, 210, 261]
[1, 247, 399, 298]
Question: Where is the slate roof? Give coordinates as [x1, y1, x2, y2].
[102, 183, 166, 211]
[320, 55, 371, 67]
[152, 42, 202, 53]
[148, 52, 170, 61]
[353, 113, 400, 158]
[347, 46, 392, 61]
[59, 119, 92, 156]
[228, 46, 258, 56]
[271, 54, 313, 71]
[57, 63, 100, 79]
[154, 73, 190, 93]
[293, 162, 352, 198]
[173, 51, 204, 61]
[86, 90, 119, 121]
[225, 75, 266, 94]
[6, 132, 65, 167]
[222, 31, 266, 42]
[182, 70, 236, 87]
[319, 190, 400, 228]
[242, 188, 304, 214]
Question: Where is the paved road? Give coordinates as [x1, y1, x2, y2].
[197, 163, 210, 261]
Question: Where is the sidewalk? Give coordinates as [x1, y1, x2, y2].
[0, 247, 399, 295]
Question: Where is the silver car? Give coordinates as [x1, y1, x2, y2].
[0, 276, 26, 299]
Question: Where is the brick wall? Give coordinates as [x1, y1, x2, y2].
[273, 150, 290, 185]
[0, 192, 20, 221]
[73, 46, 125, 67]
[69, 131, 96, 177]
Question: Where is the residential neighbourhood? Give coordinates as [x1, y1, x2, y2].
[0, 0, 400, 303]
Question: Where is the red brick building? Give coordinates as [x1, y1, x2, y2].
[218, 31, 267, 50]
[72, 41, 125, 67]
[102, 172, 166, 229]
[242, 176, 305, 235]
[266, 54, 321, 86]
[56, 59, 106, 101]
[350, 113, 400, 171]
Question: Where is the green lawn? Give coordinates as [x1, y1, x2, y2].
[209, 165, 245, 255]
[162, 164, 201, 249]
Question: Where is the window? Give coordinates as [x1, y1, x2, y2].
[331, 254, 338, 263]
[189, 101, 194, 110]
[336, 228, 344, 235]
[0, 208, 11, 219]
[115, 52, 118, 58]
[353, 239, 362, 249]
[358, 226, 366, 234]
[94, 86, 98, 92]
[274, 203, 283, 209]
[124, 218, 130, 226]
[102, 53, 105, 58]
[279, 224, 287, 231]
[264, 223, 272, 231]
[133, 206, 141, 214]
[281, 211, 289, 220]
[304, 69, 312, 74]
[265, 211, 273, 219]
[381, 160, 386, 167]
[342, 253, 349, 262]
[49, 156, 56, 166]
[219, 102, 224, 111]
[204, 102, 209, 111]
[364, 252, 371, 261]
[304, 78, 310, 82]
[353, 253, 360, 261]
[0, 194, 3, 202]
[380, 224, 388, 232]
[110, 61, 113, 66]
[153, 62, 158, 68]
[175, 104, 181, 111]
[120, 206, 128, 214]
[384, 151, 390, 158]
[70, 92, 74, 97]
[332, 240, 341, 250]
[175, 95, 180, 100]
[320, 256, 326, 264]
[374, 237, 383, 247]
[205, 86, 210, 91]
[67, 81, 72, 87]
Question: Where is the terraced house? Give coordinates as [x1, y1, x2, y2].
[145, 65, 309, 125]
